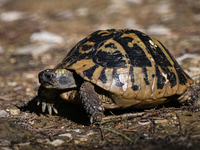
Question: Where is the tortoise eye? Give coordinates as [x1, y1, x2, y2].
[46, 74, 53, 80]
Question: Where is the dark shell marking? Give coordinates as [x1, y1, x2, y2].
[56, 29, 193, 100]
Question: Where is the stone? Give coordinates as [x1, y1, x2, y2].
[189, 67, 200, 74]
[0, 11, 25, 22]
[0, 139, 11, 146]
[76, 8, 89, 17]
[30, 30, 64, 45]
[54, 10, 73, 20]
[125, 0, 143, 5]
[9, 108, 20, 115]
[74, 140, 80, 144]
[0, 46, 4, 53]
[176, 54, 198, 64]
[125, 19, 138, 29]
[58, 133, 72, 138]
[12, 43, 57, 58]
[73, 129, 80, 133]
[48, 139, 64, 146]
[107, 0, 126, 14]
[79, 137, 87, 142]
[154, 3, 171, 14]
[0, 110, 9, 117]
[146, 25, 171, 35]
[194, 14, 200, 21]
[154, 119, 168, 126]
[189, 36, 200, 42]
[85, 130, 94, 136]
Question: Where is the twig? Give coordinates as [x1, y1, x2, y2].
[99, 124, 105, 141]
[123, 120, 151, 131]
[176, 113, 181, 134]
[101, 112, 145, 124]
[105, 128, 133, 142]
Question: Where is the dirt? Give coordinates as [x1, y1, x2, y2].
[0, 0, 200, 149]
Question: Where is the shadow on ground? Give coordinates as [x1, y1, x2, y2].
[20, 95, 184, 126]
[20, 96, 93, 125]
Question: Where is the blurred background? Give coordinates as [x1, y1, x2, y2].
[0, 0, 200, 103]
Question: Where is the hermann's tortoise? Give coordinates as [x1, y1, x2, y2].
[38, 29, 199, 123]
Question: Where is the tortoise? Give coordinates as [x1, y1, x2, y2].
[37, 29, 199, 123]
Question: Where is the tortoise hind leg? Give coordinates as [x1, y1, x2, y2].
[80, 81, 105, 123]
[177, 86, 200, 105]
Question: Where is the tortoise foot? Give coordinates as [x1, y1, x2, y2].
[80, 82, 105, 123]
[178, 87, 200, 106]
[37, 97, 58, 115]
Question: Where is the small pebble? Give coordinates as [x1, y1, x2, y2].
[125, 0, 143, 5]
[73, 129, 80, 133]
[74, 140, 80, 144]
[54, 10, 73, 20]
[1, 147, 12, 150]
[85, 130, 94, 136]
[12, 43, 57, 58]
[79, 137, 87, 142]
[58, 133, 72, 138]
[147, 25, 171, 35]
[0, 110, 9, 117]
[48, 139, 64, 146]
[7, 82, 17, 86]
[30, 30, 64, 45]
[0, 11, 25, 22]
[107, 0, 126, 14]
[189, 36, 200, 42]
[9, 108, 20, 115]
[125, 19, 141, 29]
[176, 54, 198, 63]
[74, 130, 94, 138]
[154, 3, 171, 14]
[76, 8, 89, 17]
[154, 119, 168, 126]
[0, 139, 11, 147]
[0, 46, 4, 53]
[194, 14, 200, 21]
[189, 67, 200, 74]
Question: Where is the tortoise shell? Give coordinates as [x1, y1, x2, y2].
[55, 29, 193, 106]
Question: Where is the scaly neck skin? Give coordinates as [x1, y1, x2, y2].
[38, 85, 61, 103]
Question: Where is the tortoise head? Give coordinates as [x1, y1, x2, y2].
[38, 69, 77, 89]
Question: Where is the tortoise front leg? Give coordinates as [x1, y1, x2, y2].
[80, 81, 105, 123]
[37, 85, 59, 115]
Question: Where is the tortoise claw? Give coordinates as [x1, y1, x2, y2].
[53, 107, 58, 114]
[90, 116, 93, 124]
[42, 102, 47, 112]
[47, 105, 52, 115]
[39, 101, 58, 115]
[37, 100, 40, 106]
[47, 104, 58, 115]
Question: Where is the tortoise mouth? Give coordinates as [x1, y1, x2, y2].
[40, 81, 55, 88]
